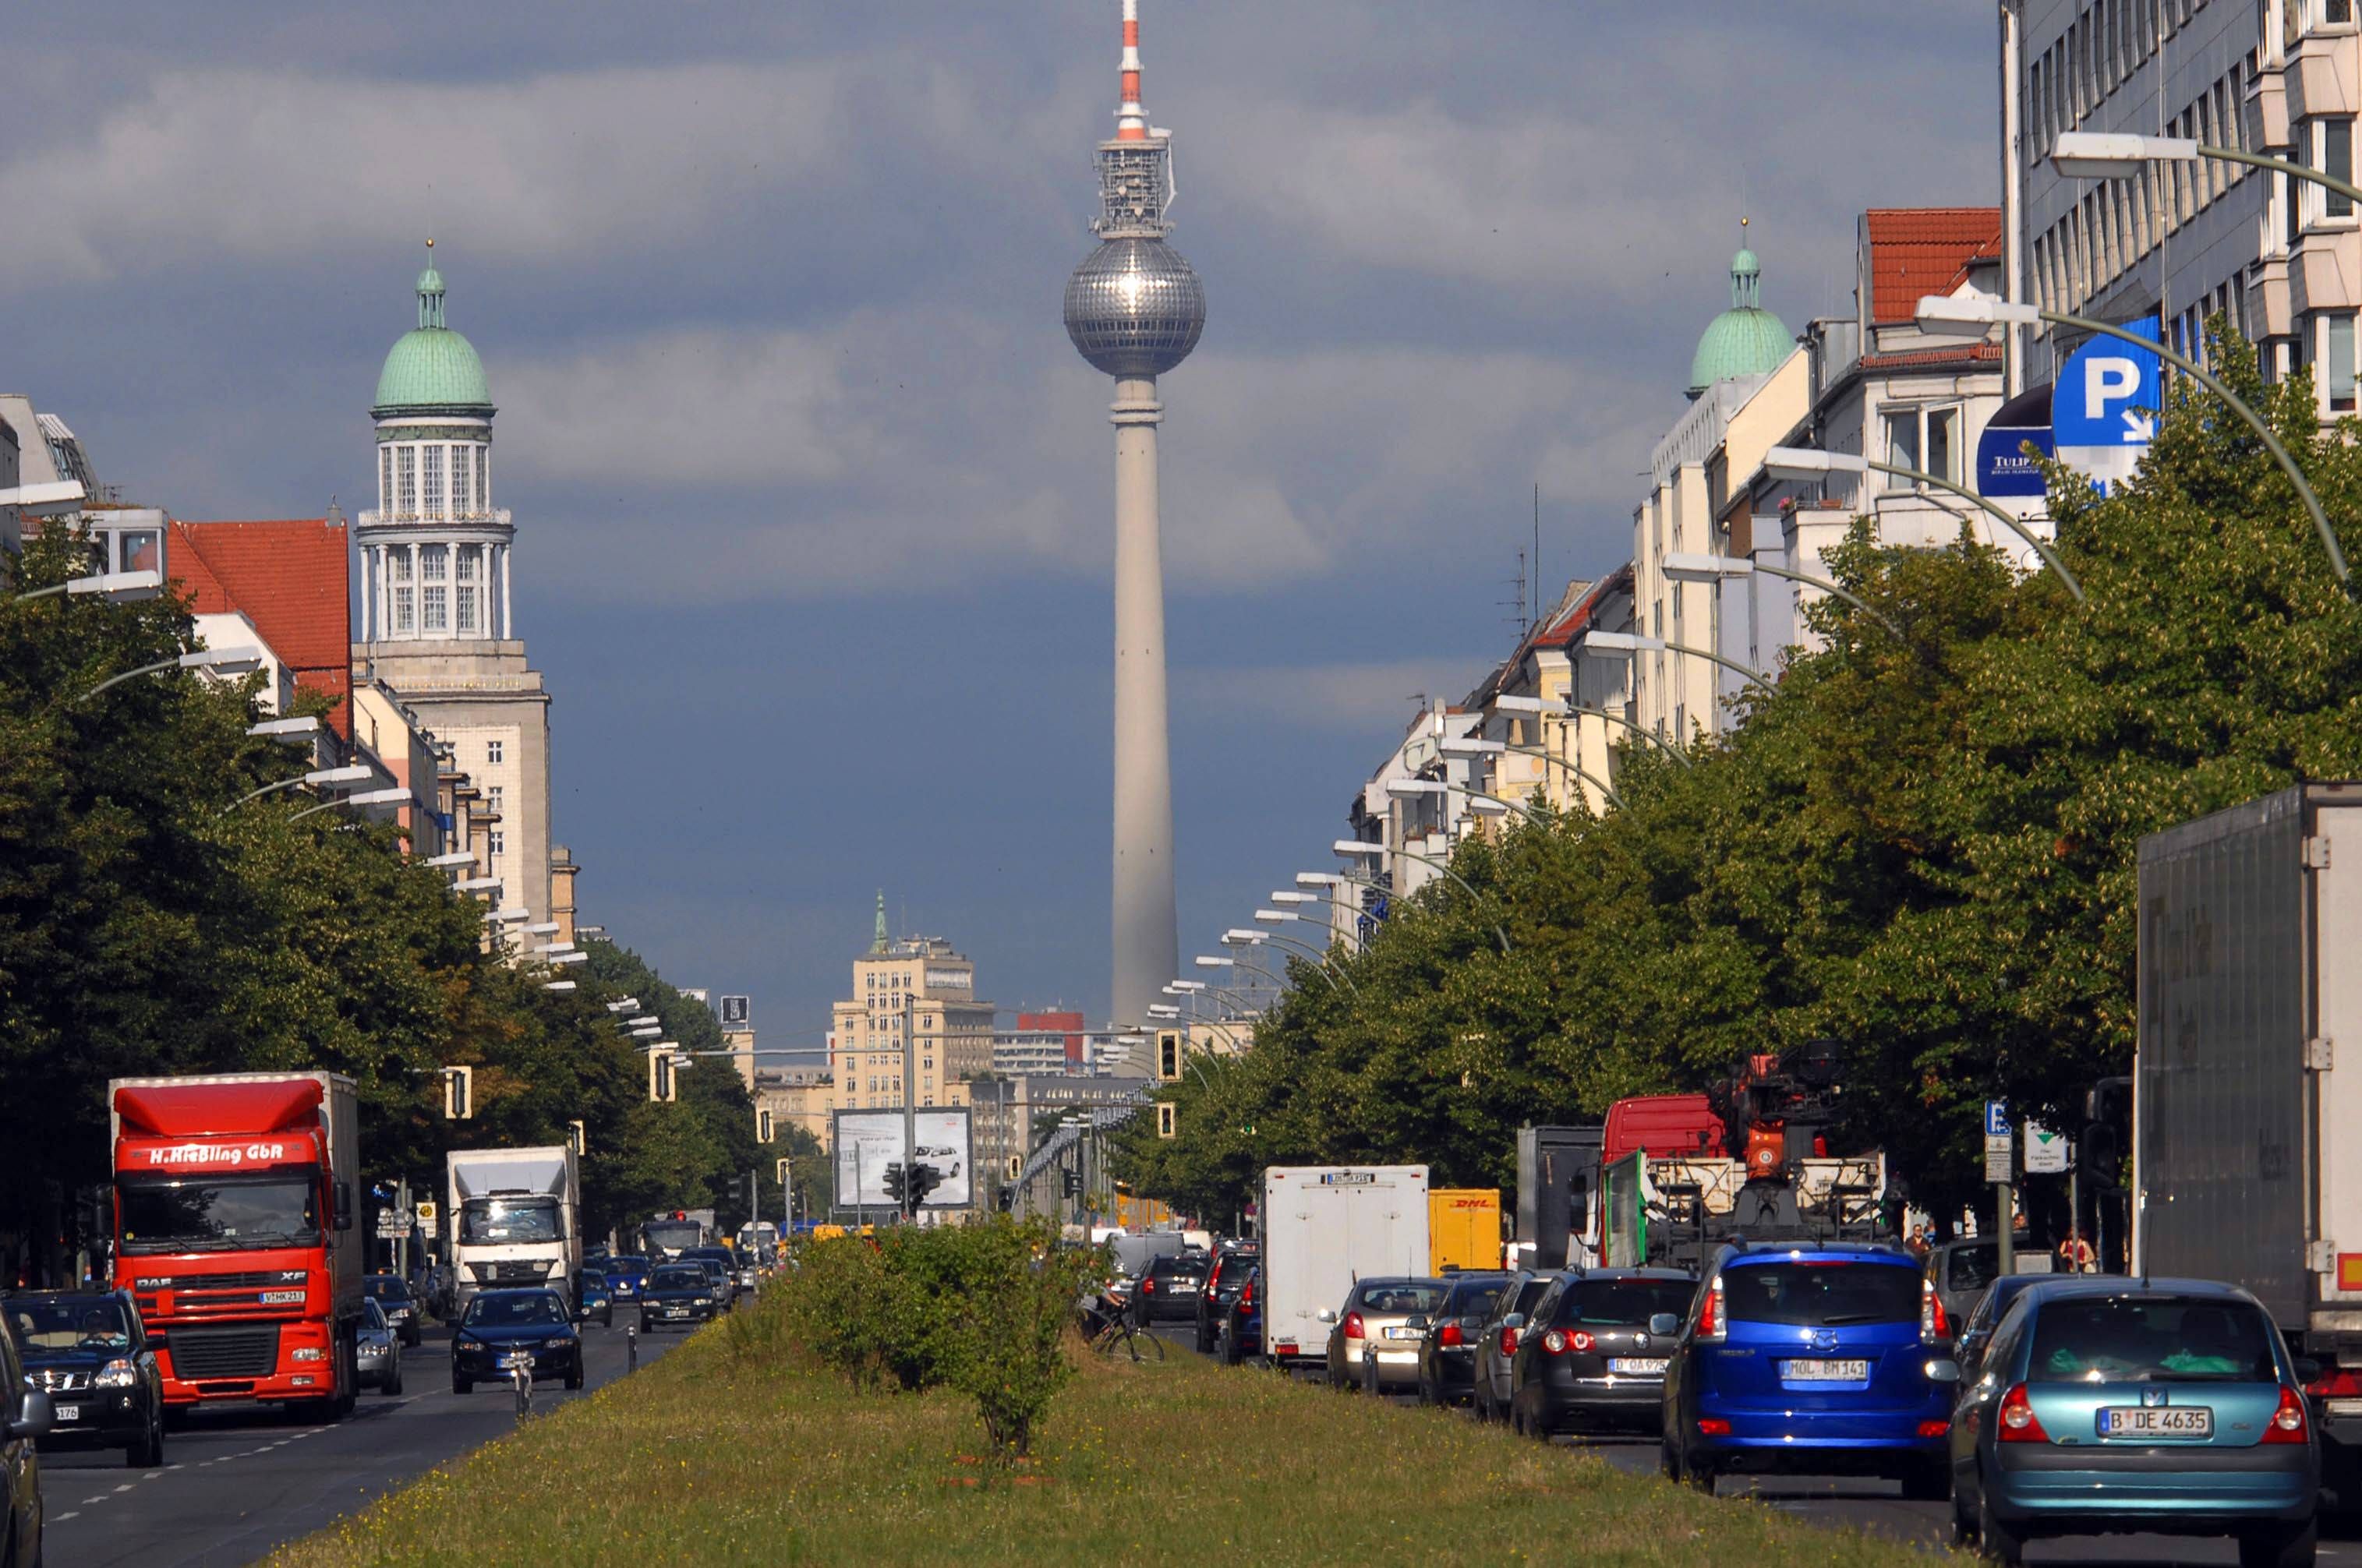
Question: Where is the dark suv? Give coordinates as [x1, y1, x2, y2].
[1661, 1242, 1954, 1498]
[1136, 1252, 1208, 1325]
[0, 1315, 56, 1568]
[1194, 1245, 1259, 1353]
[1413, 1273, 1515, 1407]
[1507, 1268, 1695, 1438]
[5, 1291, 164, 1467]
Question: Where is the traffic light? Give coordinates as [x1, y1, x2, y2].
[2081, 1075, 2132, 1190]
[996, 1186, 1014, 1213]
[567, 1119, 585, 1157]
[907, 1164, 940, 1208]
[1004, 1153, 1022, 1182]
[882, 1163, 907, 1205]
[441, 1066, 472, 1120]
[757, 1107, 775, 1143]
[1061, 1168, 1082, 1199]
[775, 1157, 791, 1187]
[648, 1051, 678, 1103]
[1157, 1102, 1177, 1139]
[1157, 1029, 1183, 1083]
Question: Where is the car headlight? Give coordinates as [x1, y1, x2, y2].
[94, 1358, 140, 1389]
[453, 1334, 481, 1351]
[697, 1296, 713, 1305]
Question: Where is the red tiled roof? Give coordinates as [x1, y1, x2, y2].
[1858, 342, 2004, 372]
[1862, 207, 2003, 325]
[1530, 563, 1635, 649]
[169, 518, 352, 737]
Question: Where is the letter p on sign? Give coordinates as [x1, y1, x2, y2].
[2085, 356, 2140, 415]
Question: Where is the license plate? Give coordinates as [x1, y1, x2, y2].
[1784, 1359, 1870, 1381]
[498, 1353, 532, 1368]
[53, 1404, 80, 1422]
[1384, 1326, 1419, 1340]
[664, 1308, 687, 1316]
[1609, 1357, 1670, 1376]
[260, 1290, 304, 1304]
[2102, 1405, 2214, 1438]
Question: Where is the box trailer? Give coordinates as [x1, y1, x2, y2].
[1427, 1188, 1502, 1274]
[1260, 1166, 1429, 1370]
[446, 1146, 581, 1312]
[2136, 782, 2362, 1496]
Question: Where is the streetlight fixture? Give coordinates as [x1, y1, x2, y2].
[287, 786, 410, 822]
[1760, 445, 2084, 602]
[1330, 842, 1511, 954]
[1486, 694, 1688, 768]
[246, 715, 320, 740]
[1662, 549, 1906, 640]
[424, 851, 476, 868]
[453, 876, 502, 893]
[1584, 628, 1775, 690]
[1914, 291, 2346, 590]
[543, 981, 578, 992]
[604, 998, 642, 1012]
[522, 922, 561, 937]
[1193, 955, 1234, 969]
[548, 951, 589, 966]
[221, 762, 373, 814]
[483, 906, 529, 924]
[1385, 773, 1552, 821]
[78, 645, 263, 704]
[628, 1015, 659, 1027]
[6, 565, 158, 605]
[2049, 130, 2362, 208]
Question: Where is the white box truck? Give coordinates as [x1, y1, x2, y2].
[446, 1146, 580, 1312]
[1261, 1165, 1430, 1372]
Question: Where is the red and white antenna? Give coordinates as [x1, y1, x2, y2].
[1116, 0, 1148, 142]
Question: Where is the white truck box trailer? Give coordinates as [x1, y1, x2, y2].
[1260, 1166, 1430, 1370]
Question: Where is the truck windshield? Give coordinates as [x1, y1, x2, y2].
[642, 1224, 701, 1252]
[459, 1197, 561, 1245]
[118, 1175, 319, 1253]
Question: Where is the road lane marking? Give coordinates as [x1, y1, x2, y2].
[114, 1483, 136, 1493]
[82, 1495, 109, 1504]
[55, 1512, 78, 1522]
[144, 1470, 164, 1478]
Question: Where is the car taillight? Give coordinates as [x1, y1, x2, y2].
[1571, 1330, 1595, 1353]
[1997, 1383, 2049, 1443]
[1343, 1311, 1364, 1340]
[1141, 1278, 1154, 1294]
[1921, 1278, 1948, 1346]
[1542, 1329, 1568, 1354]
[1439, 1323, 1464, 1347]
[1699, 1276, 1725, 1343]
[2263, 1386, 2310, 1444]
[1697, 1417, 1731, 1436]
[1240, 1281, 1253, 1308]
[1500, 1326, 1519, 1355]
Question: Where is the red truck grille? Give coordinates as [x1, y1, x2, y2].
[129, 1271, 285, 1291]
[157, 1324, 279, 1379]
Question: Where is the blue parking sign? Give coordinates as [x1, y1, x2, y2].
[2054, 313, 2160, 494]
[1985, 1100, 2010, 1138]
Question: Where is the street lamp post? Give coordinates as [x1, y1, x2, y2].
[1762, 446, 2085, 603]
[1384, 774, 1553, 824]
[77, 645, 262, 704]
[1331, 840, 1511, 954]
[1249, 913, 1361, 994]
[1582, 630, 1775, 705]
[221, 763, 374, 814]
[1915, 291, 2348, 592]
[1662, 549, 1907, 641]
[287, 786, 411, 823]
[1491, 692, 1688, 767]
[5, 567, 163, 606]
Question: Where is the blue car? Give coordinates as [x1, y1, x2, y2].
[1660, 1242, 1954, 1498]
[603, 1255, 653, 1305]
[1947, 1277, 2318, 1566]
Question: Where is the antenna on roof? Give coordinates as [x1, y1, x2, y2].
[1533, 482, 1542, 627]
[1501, 544, 1529, 636]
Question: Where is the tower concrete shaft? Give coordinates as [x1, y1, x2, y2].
[1109, 376, 1176, 1026]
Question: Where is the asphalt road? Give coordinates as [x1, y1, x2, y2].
[1137, 1323, 2362, 1566]
[35, 1312, 681, 1568]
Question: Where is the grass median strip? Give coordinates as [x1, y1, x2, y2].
[267, 1315, 1939, 1566]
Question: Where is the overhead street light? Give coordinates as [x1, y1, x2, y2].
[288, 786, 408, 822]
[0, 479, 88, 517]
[78, 645, 263, 704]
[1586, 628, 1775, 690]
[483, 906, 529, 923]
[543, 981, 578, 992]
[424, 850, 477, 868]
[2048, 130, 2362, 212]
[1332, 840, 1383, 858]
[605, 998, 641, 1012]
[221, 762, 373, 814]
[1662, 549, 1904, 640]
[1760, 443, 2081, 602]
[1471, 694, 1687, 768]
[1296, 872, 1343, 888]
[534, 942, 575, 955]
[1916, 291, 2343, 589]
[453, 876, 502, 892]
[549, 951, 589, 966]
[1271, 891, 1315, 906]
[1222, 929, 1268, 944]
[1169, 979, 1207, 992]
[9, 564, 157, 605]
[631, 1026, 663, 1039]
[1193, 955, 1234, 969]
[1253, 909, 1300, 923]
[628, 1015, 658, 1026]
[523, 922, 561, 936]
[246, 715, 320, 740]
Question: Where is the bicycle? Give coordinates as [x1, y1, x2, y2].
[1089, 1312, 1167, 1363]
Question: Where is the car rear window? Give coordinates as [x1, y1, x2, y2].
[1723, 1261, 1919, 1326]
[1945, 1244, 1999, 1294]
[1151, 1256, 1204, 1280]
[1444, 1280, 1509, 1318]
[1354, 1282, 1447, 1314]
[2028, 1295, 2279, 1383]
[1554, 1279, 1696, 1328]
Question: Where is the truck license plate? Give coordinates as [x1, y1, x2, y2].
[260, 1290, 303, 1304]
[1784, 1359, 1869, 1381]
[2102, 1406, 2213, 1438]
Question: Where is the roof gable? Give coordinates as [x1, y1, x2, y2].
[170, 518, 352, 736]
[1862, 207, 2003, 325]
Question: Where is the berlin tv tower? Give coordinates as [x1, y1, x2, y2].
[1065, 0, 1205, 1028]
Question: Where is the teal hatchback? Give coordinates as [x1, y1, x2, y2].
[1947, 1277, 2319, 1566]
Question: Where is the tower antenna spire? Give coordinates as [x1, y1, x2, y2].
[1116, 0, 1148, 141]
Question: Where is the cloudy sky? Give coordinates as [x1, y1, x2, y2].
[5, 2, 1996, 1040]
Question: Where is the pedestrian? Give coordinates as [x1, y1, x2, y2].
[1906, 1223, 1930, 1259]
[2057, 1229, 2095, 1273]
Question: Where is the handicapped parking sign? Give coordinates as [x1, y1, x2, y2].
[2054, 313, 2160, 495]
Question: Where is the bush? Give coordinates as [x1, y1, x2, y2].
[774, 1218, 1101, 1458]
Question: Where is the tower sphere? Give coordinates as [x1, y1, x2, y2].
[1064, 236, 1206, 380]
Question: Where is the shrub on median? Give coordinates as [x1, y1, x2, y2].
[773, 1216, 1102, 1457]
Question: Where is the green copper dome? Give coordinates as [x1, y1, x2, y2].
[373, 260, 492, 416]
[1686, 245, 1791, 399]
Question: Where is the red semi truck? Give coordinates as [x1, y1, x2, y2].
[107, 1072, 364, 1419]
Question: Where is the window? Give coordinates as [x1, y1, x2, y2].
[389, 546, 414, 634]
[2329, 0, 2356, 24]
[396, 447, 416, 517]
[487, 740, 504, 765]
[451, 447, 472, 517]
[476, 446, 490, 510]
[456, 543, 483, 634]
[420, 543, 449, 632]
[1927, 407, 1961, 485]
[2325, 119, 2354, 217]
[486, 786, 504, 817]
[380, 447, 393, 514]
[423, 443, 444, 517]
[1883, 407, 1921, 476]
[2327, 313, 2357, 411]
[488, 829, 506, 857]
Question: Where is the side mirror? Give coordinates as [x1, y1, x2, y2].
[1925, 1358, 1962, 1384]
[334, 1181, 353, 1232]
[2295, 1357, 2323, 1386]
[1501, 1312, 1526, 1331]
[1404, 1315, 1429, 1332]
[6, 1389, 54, 1441]
[1649, 1313, 1681, 1337]
[1315, 1308, 1338, 1324]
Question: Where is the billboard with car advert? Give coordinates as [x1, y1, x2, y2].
[831, 1108, 972, 1210]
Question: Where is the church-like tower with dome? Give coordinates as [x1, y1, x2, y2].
[353, 250, 554, 928]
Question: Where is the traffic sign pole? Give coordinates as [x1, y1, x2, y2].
[1985, 1101, 2014, 1277]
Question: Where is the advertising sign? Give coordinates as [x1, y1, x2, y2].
[719, 994, 751, 1031]
[831, 1108, 973, 1210]
[2054, 314, 2160, 494]
[2024, 1121, 2071, 1174]
[1977, 382, 2054, 500]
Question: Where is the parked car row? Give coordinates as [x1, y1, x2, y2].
[1201, 1241, 2324, 1567]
